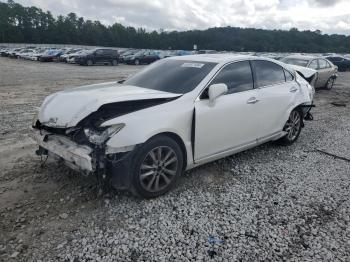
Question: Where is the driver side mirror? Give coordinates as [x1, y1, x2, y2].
[208, 83, 228, 106]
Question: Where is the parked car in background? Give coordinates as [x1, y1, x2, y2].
[8, 48, 23, 58]
[0, 48, 10, 57]
[30, 49, 48, 61]
[281, 55, 338, 90]
[164, 50, 194, 58]
[66, 50, 87, 64]
[18, 49, 36, 59]
[33, 54, 314, 198]
[119, 49, 138, 63]
[197, 50, 217, 54]
[123, 50, 160, 65]
[39, 50, 63, 62]
[75, 48, 119, 66]
[325, 56, 350, 72]
[59, 48, 82, 62]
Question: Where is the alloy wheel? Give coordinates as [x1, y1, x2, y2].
[284, 110, 301, 141]
[139, 146, 178, 193]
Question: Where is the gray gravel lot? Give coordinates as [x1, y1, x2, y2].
[0, 57, 349, 261]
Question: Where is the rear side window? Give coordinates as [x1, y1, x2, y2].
[318, 59, 327, 69]
[210, 61, 254, 94]
[284, 69, 294, 81]
[252, 60, 285, 88]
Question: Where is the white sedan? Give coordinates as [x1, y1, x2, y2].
[32, 54, 314, 198]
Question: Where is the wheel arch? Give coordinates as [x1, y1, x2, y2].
[146, 132, 188, 170]
[291, 104, 306, 127]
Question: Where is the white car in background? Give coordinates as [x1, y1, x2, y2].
[19, 49, 36, 60]
[33, 54, 314, 198]
[66, 50, 87, 64]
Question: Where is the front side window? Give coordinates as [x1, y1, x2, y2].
[252, 60, 285, 88]
[96, 50, 104, 55]
[210, 61, 254, 94]
[124, 59, 217, 94]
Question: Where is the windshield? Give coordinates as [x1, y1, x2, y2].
[281, 58, 309, 67]
[124, 59, 217, 94]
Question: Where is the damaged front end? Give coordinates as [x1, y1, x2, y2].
[32, 120, 134, 190]
[32, 95, 179, 191]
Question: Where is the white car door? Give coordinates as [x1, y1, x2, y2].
[251, 60, 297, 139]
[194, 61, 261, 161]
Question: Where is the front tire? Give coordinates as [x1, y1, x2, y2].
[278, 109, 302, 145]
[112, 59, 118, 66]
[134, 59, 140, 65]
[130, 135, 184, 198]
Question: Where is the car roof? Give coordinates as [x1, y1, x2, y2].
[168, 54, 266, 63]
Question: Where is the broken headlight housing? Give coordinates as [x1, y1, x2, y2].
[84, 124, 125, 145]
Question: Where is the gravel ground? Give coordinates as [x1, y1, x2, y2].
[0, 57, 349, 261]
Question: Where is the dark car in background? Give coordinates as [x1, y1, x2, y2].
[325, 56, 350, 72]
[39, 50, 63, 62]
[123, 50, 160, 65]
[75, 48, 119, 66]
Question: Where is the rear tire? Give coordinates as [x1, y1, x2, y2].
[325, 77, 335, 90]
[86, 59, 93, 66]
[130, 135, 184, 198]
[134, 59, 140, 65]
[277, 109, 302, 146]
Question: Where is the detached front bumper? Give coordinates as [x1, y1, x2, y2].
[32, 129, 94, 174]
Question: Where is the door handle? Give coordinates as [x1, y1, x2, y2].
[247, 97, 259, 104]
[290, 87, 299, 93]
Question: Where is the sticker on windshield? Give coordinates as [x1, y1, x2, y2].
[181, 63, 205, 68]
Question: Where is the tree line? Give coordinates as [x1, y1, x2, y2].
[1, 0, 350, 53]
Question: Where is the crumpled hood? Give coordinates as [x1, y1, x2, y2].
[286, 64, 317, 78]
[38, 82, 180, 128]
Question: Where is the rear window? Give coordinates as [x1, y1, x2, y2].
[124, 59, 217, 94]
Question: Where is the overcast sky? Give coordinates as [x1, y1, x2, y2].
[15, 0, 350, 35]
